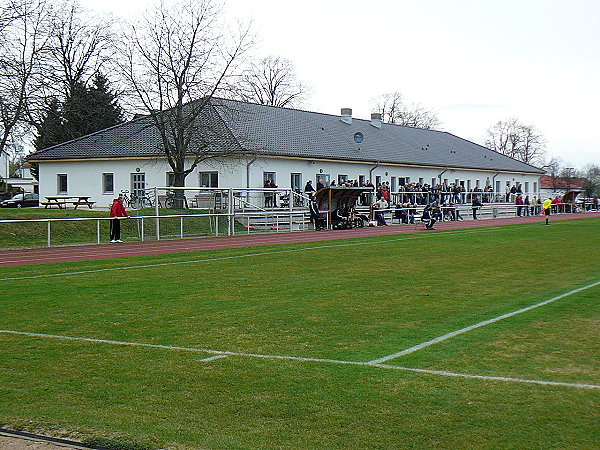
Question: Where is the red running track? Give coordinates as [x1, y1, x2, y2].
[0, 212, 597, 267]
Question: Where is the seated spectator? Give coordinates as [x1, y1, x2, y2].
[373, 198, 389, 226]
[332, 206, 351, 229]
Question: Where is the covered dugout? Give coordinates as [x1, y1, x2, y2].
[313, 186, 373, 227]
[561, 190, 581, 213]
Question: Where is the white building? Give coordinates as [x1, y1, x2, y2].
[30, 98, 544, 207]
[0, 149, 9, 180]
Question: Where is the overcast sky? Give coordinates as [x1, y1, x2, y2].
[84, 0, 600, 169]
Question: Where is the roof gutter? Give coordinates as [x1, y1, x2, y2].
[437, 166, 448, 185]
[492, 172, 500, 188]
[369, 161, 380, 183]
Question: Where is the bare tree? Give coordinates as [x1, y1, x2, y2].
[582, 164, 600, 196]
[26, 1, 118, 141]
[0, 0, 52, 158]
[46, 1, 115, 95]
[233, 55, 306, 108]
[485, 118, 545, 165]
[544, 157, 563, 191]
[119, 0, 252, 198]
[372, 92, 403, 124]
[372, 92, 440, 130]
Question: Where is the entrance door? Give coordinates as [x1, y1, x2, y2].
[291, 173, 302, 206]
[131, 172, 146, 199]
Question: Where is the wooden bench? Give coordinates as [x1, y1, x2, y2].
[41, 201, 67, 209]
[72, 201, 96, 210]
[191, 193, 215, 208]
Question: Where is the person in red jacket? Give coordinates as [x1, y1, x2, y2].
[109, 196, 129, 243]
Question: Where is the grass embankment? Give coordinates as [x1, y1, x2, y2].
[0, 208, 232, 249]
[1, 218, 599, 448]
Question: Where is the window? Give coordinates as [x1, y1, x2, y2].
[57, 174, 67, 194]
[391, 177, 397, 192]
[418, 177, 424, 185]
[431, 177, 436, 187]
[199, 171, 218, 187]
[338, 174, 348, 184]
[533, 181, 538, 193]
[263, 172, 276, 185]
[375, 175, 382, 186]
[524, 182, 529, 194]
[467, 180, 471, 191]
[358, 175, 366, 185]
[496, 180, 501, 193]
[102, 173, 114, 194]
[316, 173, 330, 186]
[166, 172, 175, 187]
[290, 173, 302, 191]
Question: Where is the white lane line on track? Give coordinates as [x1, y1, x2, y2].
[1, 329, 598, 390]
[0, 227, 510, 281]
[368, 280, 600, 364]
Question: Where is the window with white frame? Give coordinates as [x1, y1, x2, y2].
[102, 173, 114, 194]
[57, 174, 67, 194]
[166, 172, 176, 187]
[263, 172, 276, 185]
[199, 171, 218, 187]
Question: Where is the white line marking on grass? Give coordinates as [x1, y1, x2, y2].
[370, 364, 600, 390]
[1, 329, 598, 390]
[196, 355, 228, 362]
[369, 280, 600, 364]
[0, 227, 512, 282]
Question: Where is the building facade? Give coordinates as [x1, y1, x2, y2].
[30, 98, 544, 206]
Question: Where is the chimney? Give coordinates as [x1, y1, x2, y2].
[370, 112, 382, 129]
[340, 108, 352, 124]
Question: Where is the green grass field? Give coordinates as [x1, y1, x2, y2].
[1, 218, 599, 448]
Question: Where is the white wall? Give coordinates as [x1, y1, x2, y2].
[37, 156, 541, 205]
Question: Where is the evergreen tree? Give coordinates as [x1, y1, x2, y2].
[88, 73, 123, 131]
[33, 73, 124, 150]
[33, 98, 66, 151]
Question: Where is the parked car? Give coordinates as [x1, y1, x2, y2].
[0, 193, 39, 208]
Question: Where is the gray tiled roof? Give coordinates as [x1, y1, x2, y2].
[31, 98, 544, 174]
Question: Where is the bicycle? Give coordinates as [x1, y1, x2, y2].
[120, 190, 154, 209]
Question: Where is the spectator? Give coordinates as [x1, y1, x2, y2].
[304, 180, 315, 198]
[309, 198, 324, 231]
[110, 196, 130, 243]
[472, 197, 482, 220]
[516, 194, 524, 216]
[264, 179, 273, 207]
[373, 197, 389, 226]
[422, 204, 436, 230]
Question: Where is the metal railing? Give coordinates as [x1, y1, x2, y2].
[1, 195, 592, 250]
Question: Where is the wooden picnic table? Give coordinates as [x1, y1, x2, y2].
[42, 196, 96, 210]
